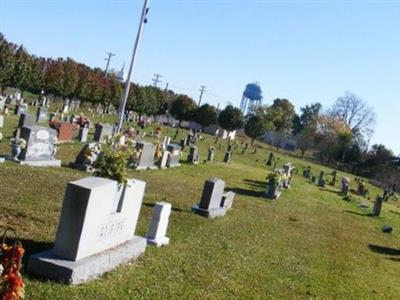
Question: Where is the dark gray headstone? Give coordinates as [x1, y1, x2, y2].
[94, 123, 113, 142]
[199, 178, 225, 210]
[19, 126, 58, 162]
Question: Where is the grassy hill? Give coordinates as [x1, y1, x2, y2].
[1, 112, 400, 299]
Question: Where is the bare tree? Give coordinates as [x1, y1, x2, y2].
[329, 91, 376, 142]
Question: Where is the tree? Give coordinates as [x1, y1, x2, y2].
[28, 56, 45, 94]
[313, 114, 353, 163]
[296, 125, 316, 158]
[330, 91, 376, 142]
[293, 103, 322, 135]
[267, 98, 295, 132]
[12, 45, 31, 94]
[218, 105, 244, 132]
[170, 95, 197, 123]
[244, 114, 268, 145]
[0, 34, 16, 94]
[131, 85, 165, 116]
[194, 104, 217, 130]
[44, 58, 64, 96]
[61, 58, 79, 98]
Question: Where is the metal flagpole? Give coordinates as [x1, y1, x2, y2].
[116, 0, 150, 133]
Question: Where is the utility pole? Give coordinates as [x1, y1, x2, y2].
[198, 85, 206, 106]
[164, 82, 169, 92]
[104, 52, 115, 77]
[152, 73, 162, 87]
[116, 0, 150, 133]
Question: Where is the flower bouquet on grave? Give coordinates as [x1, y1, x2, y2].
[93, 135, 135, 211]
[93, 135, 133, 184]
[0, 228, 25, 300]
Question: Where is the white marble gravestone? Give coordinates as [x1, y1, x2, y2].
[27, 177, 147, 284]
[159, 150, 169, 169]
[147, 202, 172, 247]
[0, 115, 4, 128]
[78, 127, 89, 143]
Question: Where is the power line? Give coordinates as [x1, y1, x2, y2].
[104, 52, 115, 77]
[152, 73, 162, 87]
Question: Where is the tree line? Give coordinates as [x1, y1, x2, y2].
[1, 33, 398, 185]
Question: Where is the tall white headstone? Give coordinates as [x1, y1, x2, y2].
[147, 202, 172, 247]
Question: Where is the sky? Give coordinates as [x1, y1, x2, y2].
[1, 0, 399, 153]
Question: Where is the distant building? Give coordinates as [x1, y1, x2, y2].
[204, 124, 236, 140]
[264, 131, 297, 151]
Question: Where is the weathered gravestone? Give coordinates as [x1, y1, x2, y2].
[134, 141, 157, 170]
[93, 123, 113, 142]
[373, 196, 384, 216]
[0, 115, 3, 128]
[158, 150, 169, 169]
[224, 151, 232, 163]
[166, 144, 181, 168]
[58, 123, 74, 142]
[36, 107, 48, 123]
[318, 171, 326, 187]
[192, 178, 234, 218]
[162, 136, 171, 149]
[17, 126, 61, 167]
[27, 177, 147, 284]
[78, 127, 89, 143]
[188, 145, 199, 164]
[18, 113, 36, 128]
[207, 148, 215, 161]
[147, 201, 172, 247]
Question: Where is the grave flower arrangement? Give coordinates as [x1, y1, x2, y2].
[0, 228, 25, 300]
[93, 135, 134, 184]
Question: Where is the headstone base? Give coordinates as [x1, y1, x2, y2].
[168, 163, 181, 168]
[27, 236, 146, 285]
[147, 236, 170, 247]
[19, 159, 61, 167]
[136, 165, 158, 171]
[191, 205, 227, 219]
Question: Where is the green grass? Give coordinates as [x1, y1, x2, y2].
[1, 112, 400, 299]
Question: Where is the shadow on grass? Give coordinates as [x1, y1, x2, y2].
[369, 244, 400, 256]
[142, 202, 187, 213]
[389, 210, 400, 217]
[226, 187, 265, 198]
[243, 179, 266, 189]
[344, 210, 372, 217]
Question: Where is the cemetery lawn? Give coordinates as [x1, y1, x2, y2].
[1, 113, 400, 299]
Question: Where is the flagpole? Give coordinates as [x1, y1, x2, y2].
[116, 0, 149, 133]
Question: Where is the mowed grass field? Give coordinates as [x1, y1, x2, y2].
[1, 111, 400, 299]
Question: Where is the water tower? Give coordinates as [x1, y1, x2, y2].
[239, 82, 263, 115]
